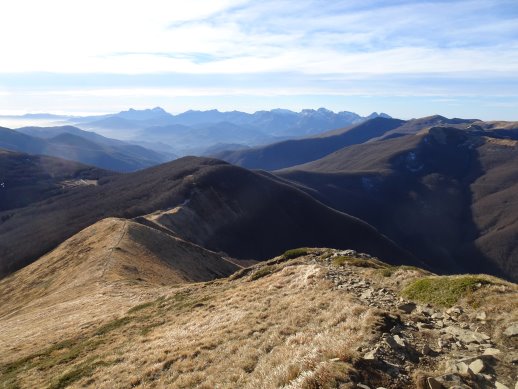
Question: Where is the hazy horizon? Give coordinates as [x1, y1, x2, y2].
[1, 0, 517, 120]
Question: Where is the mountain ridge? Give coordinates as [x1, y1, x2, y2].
[277, 124, 518, 281]
[0, 155, 415, 279]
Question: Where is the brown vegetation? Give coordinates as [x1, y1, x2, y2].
[1, 247, 516, 388]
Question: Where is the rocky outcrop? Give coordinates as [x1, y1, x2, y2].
[318, 249, 518, 389]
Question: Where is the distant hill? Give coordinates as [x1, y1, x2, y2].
[0, 126, 172, 172]
[137, 122, 272, 155]
[3, 113, 517, 283]
[0, 156, 415, 279]
[215, 117, 405, 170]
[277, 123, 518, 281]
[0, 149, 113, 212]
[18, 125, 119, 145]
[201, 142, 250, 156]
[215, 116, 479, 171]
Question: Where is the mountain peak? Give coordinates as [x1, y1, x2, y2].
[115, 107, 172, 121]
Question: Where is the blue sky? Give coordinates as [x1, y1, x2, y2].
[0, 0, 517, 119]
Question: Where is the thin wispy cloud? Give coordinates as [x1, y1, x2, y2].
[0, 0, 517, 118]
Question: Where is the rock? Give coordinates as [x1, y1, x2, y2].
[398, 302, 417, 314]
[422, 345, 432, 355]
[468, 359, 484, 374]
[503, 323, 518, 337]
[435, 320, 445, 329]
[364, 349, 378, 360]
[476, 311, 487, 321]
[384, 336, 401, 350]
[483, 347, 501, 356]
[445, 360, 470, 374]
[455, 362, 469, 374]
[466, 343, 479, 351]
[437, 374, 463, 383]
[361, 290, 373, 299]
[419, 306, 435, 316]
[432, 313, 444, 319]
[417, 322, 434, 330]
[495, 382, 509, 389]
[427, 377, 443, 389]
[393, 335, 406, 347]
[357, 384, 370, 389]
[446, 306, 463, 316]
[443, 326, 490, 343]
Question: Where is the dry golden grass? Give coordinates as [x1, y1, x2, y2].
[0, 252, 379, 389]
[1, 236, 516, 389]
[86, 264, 373, 389]
[0, 218, 241, 367]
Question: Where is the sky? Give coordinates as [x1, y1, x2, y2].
[0, 0, 517, 119]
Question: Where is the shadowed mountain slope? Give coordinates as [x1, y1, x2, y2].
[138, 163, 413, 263]
[214, 117, 405, 170]
[0, 149, 113, 212]
[0, 157, 414, 279]
[0, 126, 169, 172]
[277, 125, 518, 281]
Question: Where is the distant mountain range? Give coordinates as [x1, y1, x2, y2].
[1, 107, 391, 156]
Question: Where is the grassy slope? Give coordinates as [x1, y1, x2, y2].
[1, 248, 516, 389]
[0, 218, 241, 366]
